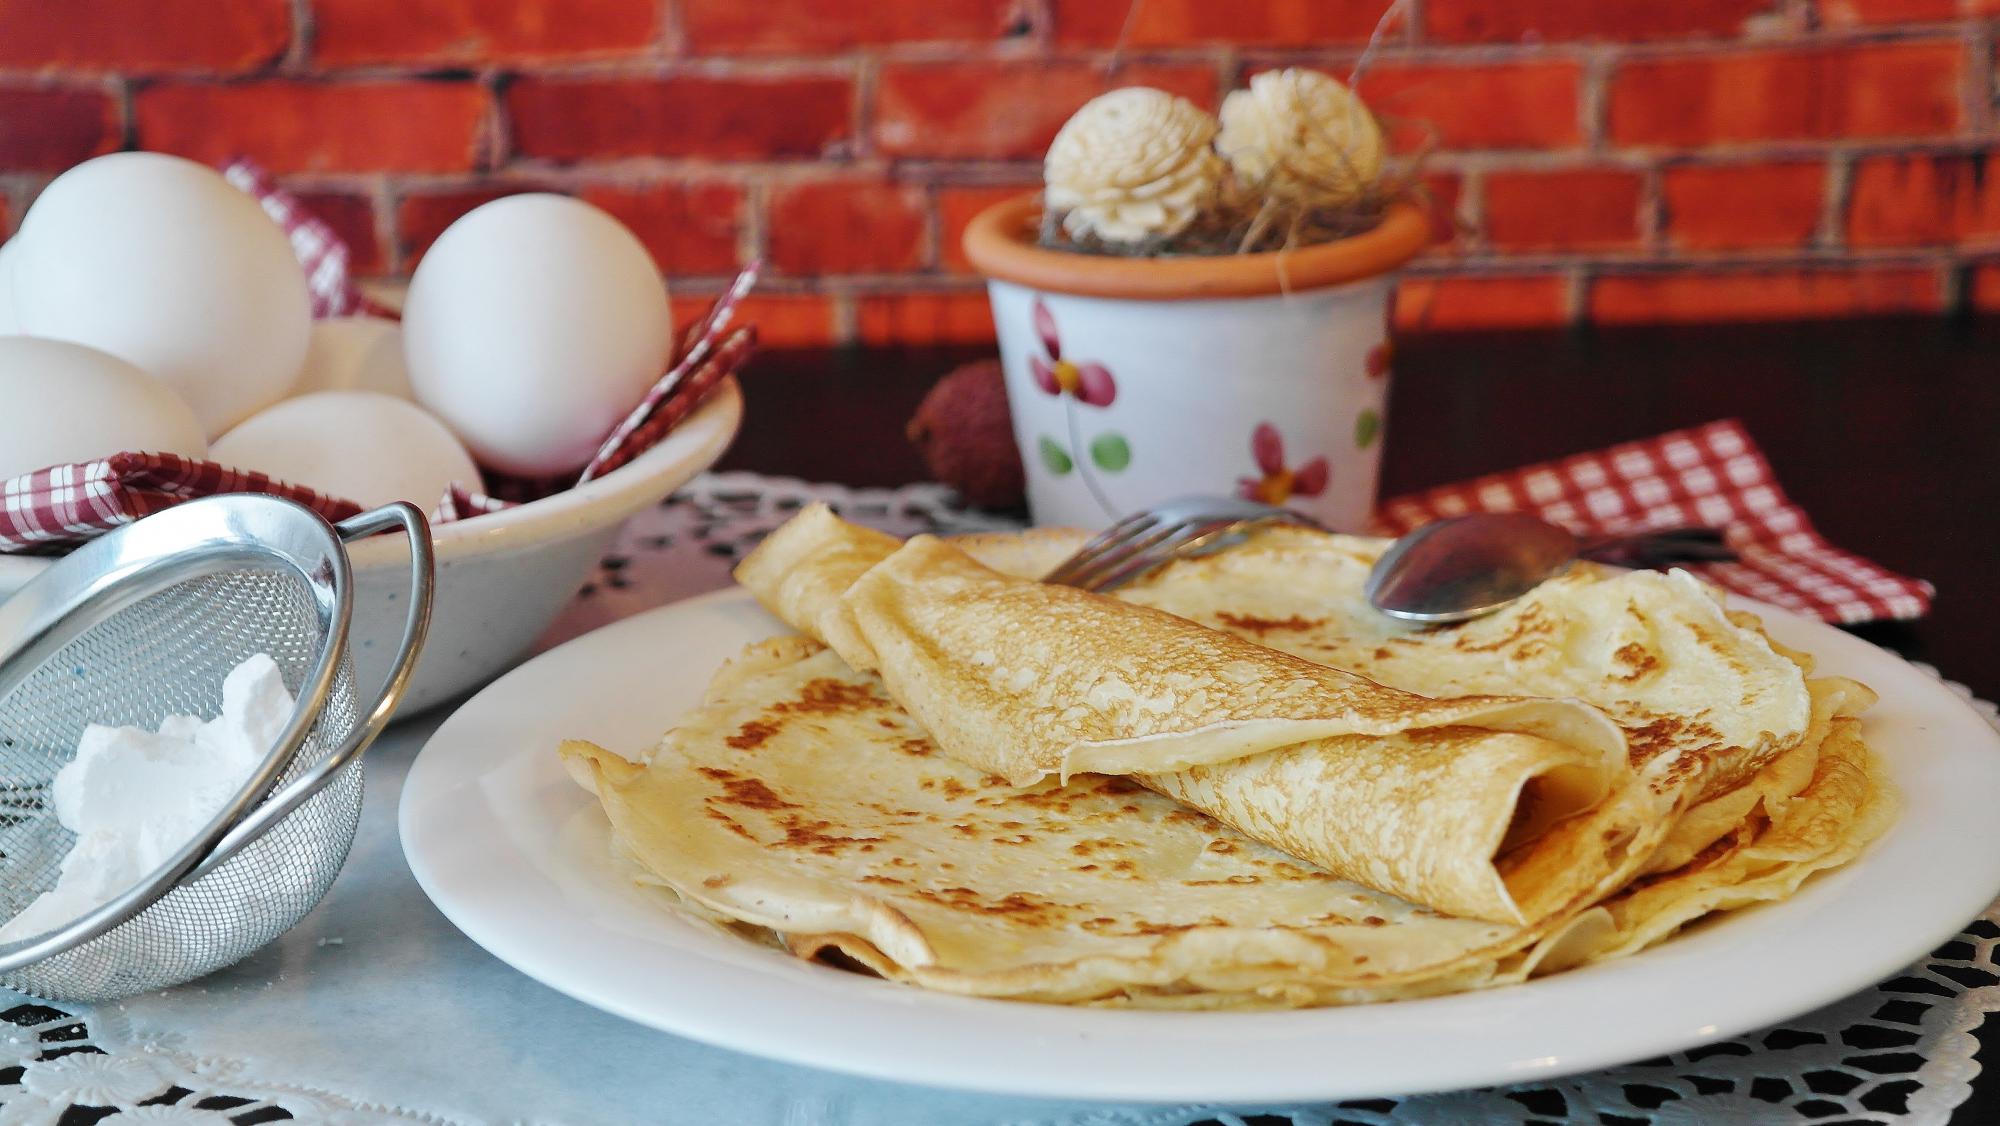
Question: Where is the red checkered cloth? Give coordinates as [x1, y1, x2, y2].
[581, 263, 756, 483]
[222, 159, 396, 321]
[1, 454, 363, 552]
[1374, 419, 1932, 624]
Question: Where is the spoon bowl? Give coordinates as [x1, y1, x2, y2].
[1364, 514, 1580, 623]
[1365, 514, 1737, 623]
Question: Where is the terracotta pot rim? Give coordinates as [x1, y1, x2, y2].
[962, 193, 1431, 300]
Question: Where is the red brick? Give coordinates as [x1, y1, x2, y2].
[136, 81, 490, 173]
[683, 0, 1010, 53]
[1660, 162, 1824, 250]
[1849, 152, 2000, 248]
[875, 61, 1215, 160]
[1969, 262, 2000, 313]
[1357, 62, 1581, 151]
[0, 0, 288, 73]
[291, 190, 384, 275]
[1482, 168, 1641, 250]
[1609, 43, 1961, 146]
[938, 183, 1036, 272]
[1419, 172, 1465, 250]
[580, 183, 743, 274]
[1393, 275, 1567, 331]
[768, 180, 926, 274]
[0, 86, 118, 170]
[1589, 268, 1941, 324]
[1054, 0, 1385, 47]
[1425, 0, 1772, 42]
[692, 293, 837, 348]
[1820, 0, 1956, 24]
[315, 0, 658, 65]
[856, 292, 995, 346]
[508, 76, 853, 162]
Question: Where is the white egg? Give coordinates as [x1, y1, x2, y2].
[0, 336, 206, 480]
[294, 316, 412, 400]
[210, 391, 482, 510]
[403, 193, 671, 477]
[9, 152, 311, 439]
[0, 242, 21, 335]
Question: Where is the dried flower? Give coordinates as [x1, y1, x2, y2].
[1217, 68, 1385, 211]
[1044, 87, 1226, 246]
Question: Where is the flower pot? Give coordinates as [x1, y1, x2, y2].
[963, 194, 1430, 531]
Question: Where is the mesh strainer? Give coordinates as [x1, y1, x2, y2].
[0, 494, 432, 1002]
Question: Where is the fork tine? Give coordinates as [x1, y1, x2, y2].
[1039, 509, 1159, 587]
[1057, 516, 1197, 592]
[1039, 496, 1328, 592]
[1074, 517, 1239, 593]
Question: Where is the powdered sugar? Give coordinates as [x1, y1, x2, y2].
[1, 654, 294, 943]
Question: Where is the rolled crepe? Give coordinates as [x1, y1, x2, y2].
[737, 505, 1652, 924]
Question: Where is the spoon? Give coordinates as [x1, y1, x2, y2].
[1364, 514, 1735, 623]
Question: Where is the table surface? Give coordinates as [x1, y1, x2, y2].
[715, 317, 2000, 1123]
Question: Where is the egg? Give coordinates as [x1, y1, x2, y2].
[8, 152, 311, 439]
[294, 316, 413, 400]
[402, 193, 672, 477]
[0, 336, 206, 480]
[210, 391, 482, 510]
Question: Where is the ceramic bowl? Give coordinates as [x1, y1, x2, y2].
[0, 380, 742, 715]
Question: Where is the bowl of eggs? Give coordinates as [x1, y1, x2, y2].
[0, 152, 742, 714]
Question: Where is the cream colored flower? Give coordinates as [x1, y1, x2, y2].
[1044, 87, 1225, 245]
[1218, 68, 1385, 210]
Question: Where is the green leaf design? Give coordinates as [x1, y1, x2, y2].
[1038, 435, 1074, 476]
[1354, 408, 1382, 450]
[1089, 432, 1132, 472]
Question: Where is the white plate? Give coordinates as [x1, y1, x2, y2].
[401, 589, 2000, 1103]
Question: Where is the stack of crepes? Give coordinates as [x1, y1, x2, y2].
[561, 505, 1896, 1008]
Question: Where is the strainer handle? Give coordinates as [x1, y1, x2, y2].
[185, 502, 436, 881]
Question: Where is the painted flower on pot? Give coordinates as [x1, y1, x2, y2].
[1356, 341, 1388, 448]
[1366, 340, 1391, 380]
[1028, 295, 1130, 518]
[1239, 422, 1329, 506]
[1029, 298, 1118, 406]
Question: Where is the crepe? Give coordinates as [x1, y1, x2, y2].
[735, 505, 1650, 924]
[562, 638, 1624, 1005]
[561, 514, 1892, 1009]
[559, 634, 1885, 1007]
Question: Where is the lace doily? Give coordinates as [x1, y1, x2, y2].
[3, 473, 1995, 1126]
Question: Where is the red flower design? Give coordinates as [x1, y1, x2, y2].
[1366, 341, 1391, 380]
[1238, 423, 1329, 505]
[1028, 296, 1117, 407]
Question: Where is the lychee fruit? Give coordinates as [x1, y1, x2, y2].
[906, 359, 1025, 510]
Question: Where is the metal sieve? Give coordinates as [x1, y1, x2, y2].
[0, 494, 432, 1002]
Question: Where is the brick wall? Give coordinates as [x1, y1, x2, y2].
[0, 0, 1994, 344]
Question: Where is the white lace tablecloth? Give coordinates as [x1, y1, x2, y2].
[5, 472, 1998, 1125]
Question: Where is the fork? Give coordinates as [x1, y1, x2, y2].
[1041, 496, 1325, 593]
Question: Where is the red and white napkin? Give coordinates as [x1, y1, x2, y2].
[0, 161, 756, 554]
[1375, 419, 1932, 624]
[1, 454, 364, 548]
[221, 159, 390, 320]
